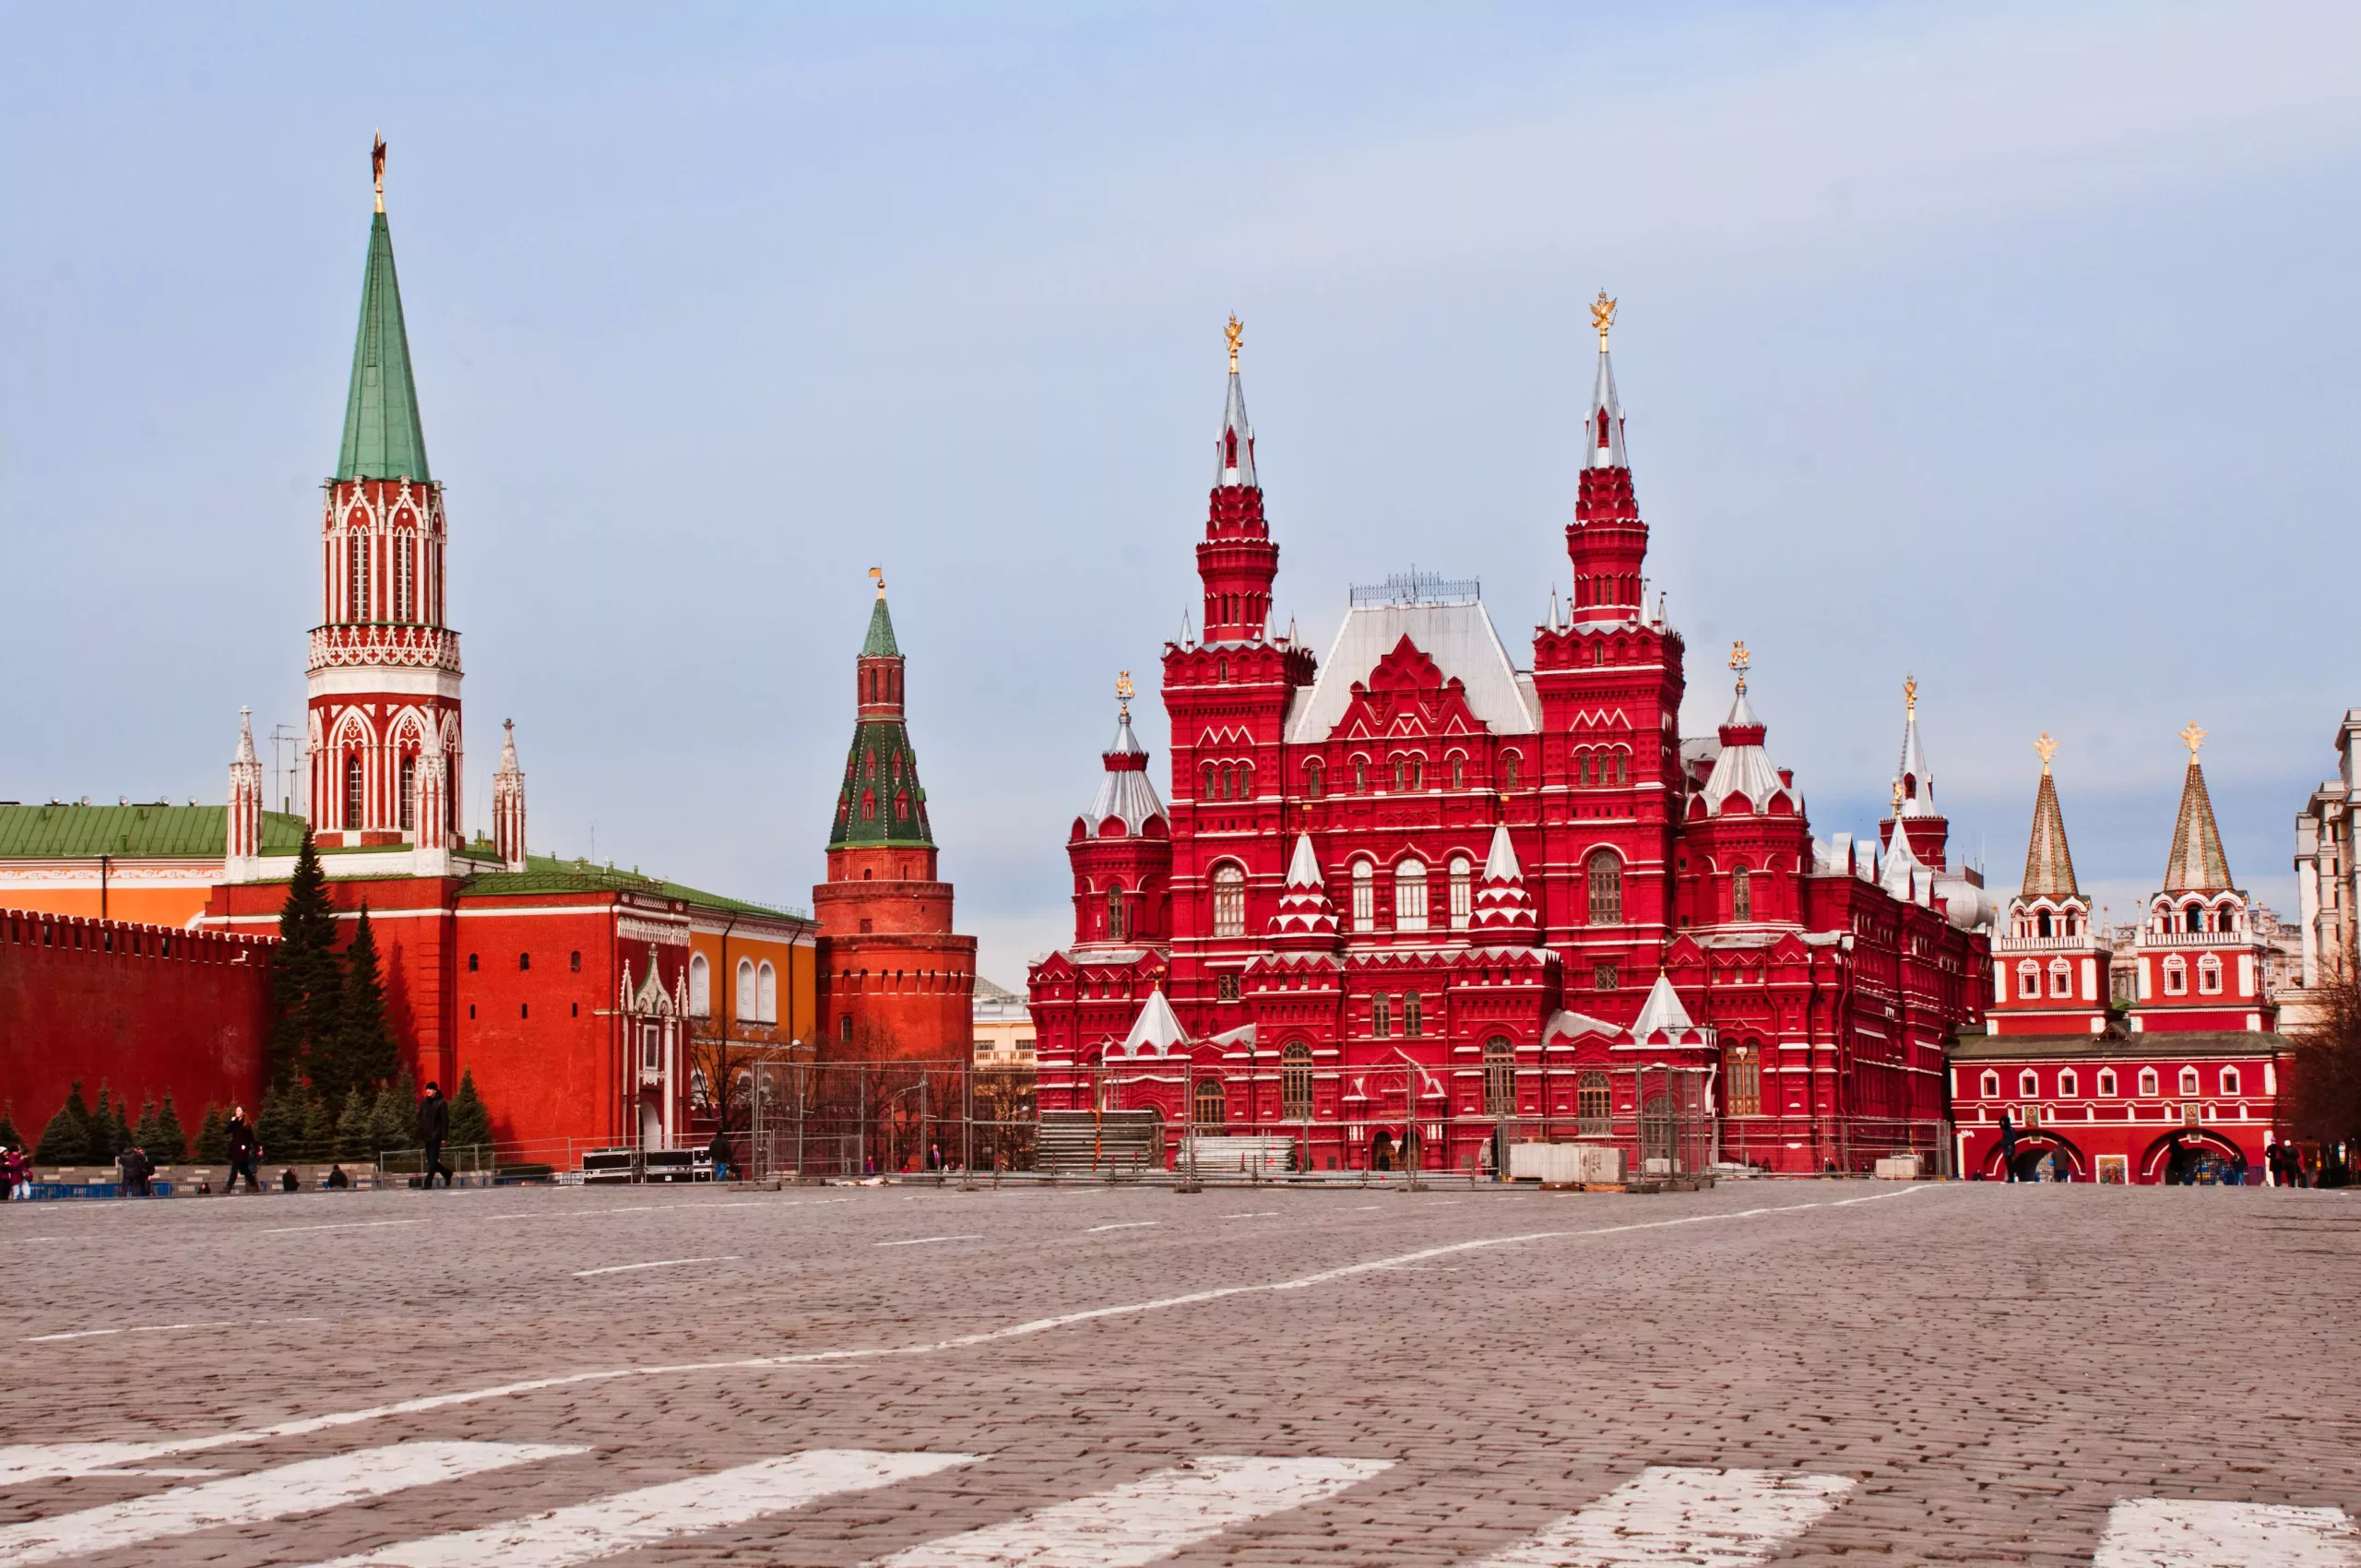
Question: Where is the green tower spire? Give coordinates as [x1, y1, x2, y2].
[831, 581, 931, 849]
[335, 205, 432, 482]
[861, 594, 901, 658]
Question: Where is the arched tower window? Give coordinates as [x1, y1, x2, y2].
[1281, 1042, 1313, 1121]
[1211, 863, 1247, 938]
[395, 534, 414, 621]
[1585, 849, 1623, 926]
[689, 954, 711, 1016]
[1106, 886, 1126, 942]
[1731, 866, 1751, 921]
[1448, 856, 1473, 930]
[343, 754, 364, 831]
[1394, 859, 1429, 932]
[757, 961, 778, 1023]
[2036, 909, 2053, 937]
[1305, 759, 1324, 799]
[736, 957, 756, 1022]
[1350, 861, 1375, 932]
[398, 754, 417, 832]
[1483, 1037, 1515, 1117]
[348, 531, 372, 622]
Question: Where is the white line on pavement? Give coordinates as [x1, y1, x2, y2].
[876, 1455, 1389, 1567]
[2094, 1498, 2360, 1566]
[0, 1441, 579, 1567]
[1218, 1212, 1282, 1219]
[875, 1235, 982, 1247]
[25, 1319, 239, 1342]
[571, 1256, 737, 1277]
[1472, 1465, 1855, 1568]
[258, 1219, 425, 1235]
[1085, 1222, 1161, 1233]
[0, 1188, 1938, 1487]
[300, 1449, 976, 1567]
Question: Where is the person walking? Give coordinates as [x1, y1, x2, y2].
[706, 1126, 730, 1183]
[1997, 1111, 2018, 1182]
[226, 1106, 260, 1194]
[416, 1081, 451, 1189]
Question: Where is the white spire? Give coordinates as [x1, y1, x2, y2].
[1287, 833, 1323, 886]
[1215, 321, 1258, 487]
[1482, 822, 1522, 882]
[1585, 291, 1629, 470]
[1120, 988, 1190, 1056]
[234, 707, 257, 766]
[1894, 676, 1936, 817]
[1880, 818, 1922, 899]
[1631, 970, 1695, 1039]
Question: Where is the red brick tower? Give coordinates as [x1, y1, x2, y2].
[307, 140, 463, 859]
[814, 575, 977, 1059]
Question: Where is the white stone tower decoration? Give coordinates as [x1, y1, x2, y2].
[226, 707, 263, 880]
[492, 719, 527, 872]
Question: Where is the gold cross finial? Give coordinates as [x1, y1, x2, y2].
[1728, 640, 1750, 694]
[1591, 290, 1618, 350]
[1904, 673, 1917, 714]
[2180, 721, 2206, 757]
[1225, 314, 1243, 373]
[868, 565, 885, 600]
[372, 133, 386, 213]
[2034, 732, 2057, 771]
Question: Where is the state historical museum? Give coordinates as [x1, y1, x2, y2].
[1029, 303, 1993, 1175]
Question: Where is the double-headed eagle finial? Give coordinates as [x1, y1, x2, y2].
[1115, 671, 1134, 718]
[372, 133, 387, 214]
[2180, 721, 2207, 757]
[1904, 674, 1918, 715]
[1729, 640, 1750, 694]
[2034, 732, 2058, 772]
[1225, 314, 1244, 373]
[1591, 289, 1618, 350]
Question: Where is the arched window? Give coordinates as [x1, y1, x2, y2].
[2058, 1068, 2078, 1098]
[1576, 1070, 1610, 1133]
[1483, 1037, 1515, 1117]
[1193, 1077, 1227, 1131]
[1106, 887, 1126, 941]
[1726, 1045, 1761, 1115]
[2221, 1065, 2240, 1096]
[2216, 908, 2236, 933]
[348, 530, 371, 620]
[2036, 909, 2053, 938]
[1574, 749, 1592, 787]
[2097, 1068, 2118, 1098]
[2185, 905, 2203, 933]
[398, 754, 417, 832]
[1448, 856, 1473, 929]
[1305, 759, 1324, 799]
[1613, 749, 1629, 784]
[2178, 1066, 2200, 1097]
[757, 961, 777, 1024]
[1731, 866, 1751, 922]
[1240, 763, 1253, 799]
[2164, 956, 2188, 995]
[1502, 752, 1522, 789]
[395, 534, 415, 621]
[2020, 1069, 2039, 1098]
[736, 957, 756, 1022]
[1450, 755, 1465, 789]
[1351, 861, 1375, 932]
[1980, 1070, 2000, 1098]
[1585, 849, 1622, 926]
[2018, 960, 2040, 1000]
[1201, 764, 1216, 800]
[1394, 859, 1429, 932]
[2139, 1067, 2160, 1098]
[1211, 862, 1247, 938]
[1219, 766, 1234, 801]
[1353, 757, 1369, 793]
[344, 754, 364, 831]
[2049, 959, 2073, 998]
[1391, 757, 1406, 792]
[1403, 992, 1423, 1038]
[689, 954, 711, 1016]
[1281, 1043, 1313, 1121]
[2197, 955, 2223, 994]
[1371, 995, 1392, 1038]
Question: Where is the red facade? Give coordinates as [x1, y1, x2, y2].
[1031, 310, 1991, 1173]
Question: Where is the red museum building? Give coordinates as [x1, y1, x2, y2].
[1028, 303, 1994, 1175]
[1952, 731, 2284, 1182]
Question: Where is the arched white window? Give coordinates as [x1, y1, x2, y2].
[1585, 849, 1622, 926]
[2019, 1069, 2039, 1098]
[1211, 862, 1247, 938]
[1979, 1070, 1999, 1098]
[689, 953, 711, 1017]
[757, 960, 777, 1024]
[2097, 1068, 2118, 1098]
[395, 532, 415, 621]
[2048, 958, 2072, 998]
[2139, 1067, 2160, 1098]
[1350, 861, 1375, 932]
[2178, 1065, 2200, 1097]
[2197, 955, 2223, 994]
[2058, 1068, 2078, 1098]
[1448, 855, 1473, 929]
[2221, 1065, 2240, 1096]
[736, 957, 756, 1022]
[1394, 858, 1429, 932]
[2017, 960, 2040, 1000]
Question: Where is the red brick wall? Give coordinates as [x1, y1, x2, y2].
[0, 909, 275, 1139]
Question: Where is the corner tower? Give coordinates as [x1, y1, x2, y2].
[306, 138, 463, 851]
[813, 573, 977, 1059]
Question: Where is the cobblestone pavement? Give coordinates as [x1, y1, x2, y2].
[2, 1180, 2357, 1565]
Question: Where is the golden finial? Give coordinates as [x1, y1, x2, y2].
[2179, 721, 2206, 757]
[1904, 674, 1917, 715]
[1225, 314, 1243, 373]
[2034, 732, 2057, 772]
[1591, 289, 1618, 350]
[1892, 778, 1904, 812]
[868, 565, 885, 600]
[1115, 670, 1134, 704]
[1728, 639, 1750, 694]
[372, 133, 386, 214]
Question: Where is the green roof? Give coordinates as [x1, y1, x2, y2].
[0, 804, 305, 860]
[465, 854, 811, 922]
[861, 596, 901, 658]
[336, 211, 432, 481]
[829, 719, 934, 848]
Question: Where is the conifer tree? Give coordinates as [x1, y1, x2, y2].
[255, 1084, 303, 1165]
[332, 906, 398, 1099]
[133, 1098, 162, 1155]
[86, 1087, 124, 1164]
[33, 1083, 90, 1165]
[299, 1095, 338, 1164]
[196, 1102, 230, 1163]
[448, 1070, 493, 1154]
[367, 1080, 406, 1155]
[0, 1102, 19, 1150]
[336, 1087, 372, 1158]
[112, 1099, 133, 1161]
[271, 828, 344, 1089]
[152, 1095, 188, 1162]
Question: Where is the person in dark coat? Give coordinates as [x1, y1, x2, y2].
[416, 1082, 451, 1189]
[706, 1127, 730, 1183]
[1996, 1111, 2018, 1182]
[225, 1107, 260, 1193]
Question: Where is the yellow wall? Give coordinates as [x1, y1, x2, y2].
[0, 869, 219, 929]
[685, 920, 819, 1048]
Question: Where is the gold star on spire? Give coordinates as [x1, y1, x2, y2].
[2180, 721, 2206, 757]
[1225, 314, 1243, 373]
[2034, 732, 2057, 772]
[1728, 640, 1750, 694]
[1591, 289, 1617, 350]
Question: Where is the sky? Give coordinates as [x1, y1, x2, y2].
[4, 3, 2359, 987]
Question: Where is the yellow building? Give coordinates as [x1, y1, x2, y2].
[972, 976, 1036, 1065]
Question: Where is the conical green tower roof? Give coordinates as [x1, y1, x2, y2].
[861, 595, 901, 658]
[336, 211, 432, 481]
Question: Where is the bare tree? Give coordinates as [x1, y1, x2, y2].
[2287, 975, 2361, 1154]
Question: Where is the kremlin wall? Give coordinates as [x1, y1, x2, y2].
[0, 153, 2343, 1185]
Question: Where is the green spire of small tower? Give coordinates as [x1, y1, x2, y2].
[336, 138, 431, 482]
[861, 595, 901, 658]
[831, 572, 931, 849]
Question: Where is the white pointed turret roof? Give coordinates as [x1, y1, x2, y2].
[495, 718, 520, 776]
[1586, 344, 1628, 469]
[1287, 833, 1323, 886]
[1482, 823, 1522, 882]
[233, 707, 257, 766]
[1699, 683, 1789, 816]
[1121, 988, 1189, 1055]
[1880, 819, 1923, 900]
[1631, 971, 1694, 1039]
[1894, 685, 1936, 818]
[1216, 369, 1257, 487]
[1084, 704, 1166, 837]
[1269, 834, 1340, 944]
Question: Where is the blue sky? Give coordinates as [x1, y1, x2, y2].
[5, 4, 2358, 985]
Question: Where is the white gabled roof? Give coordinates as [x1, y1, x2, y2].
[1631, 971, 1694, 1039]
[1120, 989, 1189, 1056]
[1287, 601, 1540, 743]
